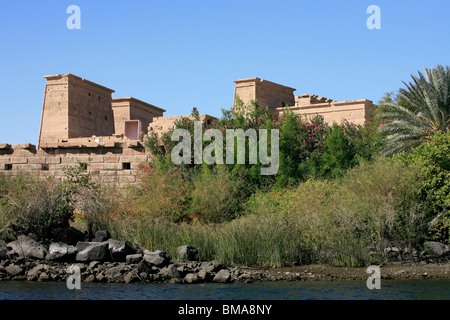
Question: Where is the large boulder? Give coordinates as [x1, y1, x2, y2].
[5, 264, 24, 277]
[135, 260, 153, 274]
[92, 230, 111, 243]
[47, 242, 77, 262]
[200, 260, 223, 274]
[0, 246, 7, 260]
[424, 241, 449, 257]
[124, 271, 140, 283]
[213, 269, 231, 283]
[75, 242, 109, 262]
[26, 264, 48, 281]
[7, 235, 47, 260]
[51, 227, 85, 246]
[143, 250, 171, 268]
[159, 264, 182, 279]
[184, 273, 200, 284]
[105, 265, 126, 282]
[107, 239, 142, 262]
[176, 245, 199, 262]
[126, 254, 143, 264]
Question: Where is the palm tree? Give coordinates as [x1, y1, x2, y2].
[377, 65, 450, 155]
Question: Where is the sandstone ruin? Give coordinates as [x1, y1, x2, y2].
[0, 74, 373, 189]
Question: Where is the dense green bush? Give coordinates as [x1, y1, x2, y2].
[245, 157, 425, 266]
[0, 162, 117, 242]
[63, 162, 118, 236]
[127, 162, 190, 222]
[107, 157, 425, 267]
[188, 165, 247, 223]
[144, 103, 380, 188]
[401, 131, 450, 243]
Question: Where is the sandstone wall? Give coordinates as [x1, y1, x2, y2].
[39, 74, 116, 147]
[233, 78, 296, 111]
[272, 99, 373, 126]
[148, 114, 217, 138]
[111, 97, 165, 138]
[0, 142, 148, 191]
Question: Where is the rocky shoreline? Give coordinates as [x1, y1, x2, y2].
[1, 231, 449, 284]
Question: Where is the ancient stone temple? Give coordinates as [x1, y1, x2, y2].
[233, 77, 373, 125]
[0, 74, 373, 189]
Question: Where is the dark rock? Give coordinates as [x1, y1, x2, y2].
[75, 242, 92, 252]
[424, 242, 449, 257]
[176, 245, 199, 261]
[384, 247, 401, 260]
[107, 239, 142, 262]
[0, 246, 7, 260]
[143, 250, 171, 268]
[169, 278, 182, 284]
[198, 268, 210, 281]
[48, 242, 77, 262]
[139, 272, 148, 281]
[184, 273, 200, 284]
[75, 242, 109, 262]
[38, 272, 49, 281]
[7, 235, 48, 260]
[238, 272, 254, 283]
[159, 264, 182, 279]
[89, 261, 101, 270]
[126, 253, 143, 264]
[202, 260, 223, 273]
[96, 272, 106, 282]
[105, 265, 126, 282]
[92, 230, 111, 243]
[124, 271, 140, 283]
[52, 227, 85, 246]
[84, 274, 96, 282]
[74, 263, 88, 273]
[213, 269, 231, 283]
[135, 260, 153, 274]
[5, 264, 23, 277]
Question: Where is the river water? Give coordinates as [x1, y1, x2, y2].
[0, 279, 449, 300]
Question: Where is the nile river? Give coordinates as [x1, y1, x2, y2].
[0, 279, 449, 300]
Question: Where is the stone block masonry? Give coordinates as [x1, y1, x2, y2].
[1, 73, 374, 190]
[0, 142, 147, 191]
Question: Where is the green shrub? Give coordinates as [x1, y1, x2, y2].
[243, 157, 425, 266]
[0, 174, 74, 243]
[143, 104, 379, 191]
[188, 165, 247, 223]
[401, 131, 450, 243]
[128, 161, 190, 222]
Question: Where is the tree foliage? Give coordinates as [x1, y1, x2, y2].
[377, 65, 450, 154]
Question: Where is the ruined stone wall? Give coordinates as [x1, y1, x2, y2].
[232, 77, 374, 125]
[272, 99, 373, 126]
[148, 114, 217, 138]
[0, 142, 148, 191]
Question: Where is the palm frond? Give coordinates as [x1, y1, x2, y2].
[377, 65, 450, 154]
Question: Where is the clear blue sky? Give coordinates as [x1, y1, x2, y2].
[1, 0, 449, 145]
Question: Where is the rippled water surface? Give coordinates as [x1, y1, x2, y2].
[0, 280, 449, 300]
